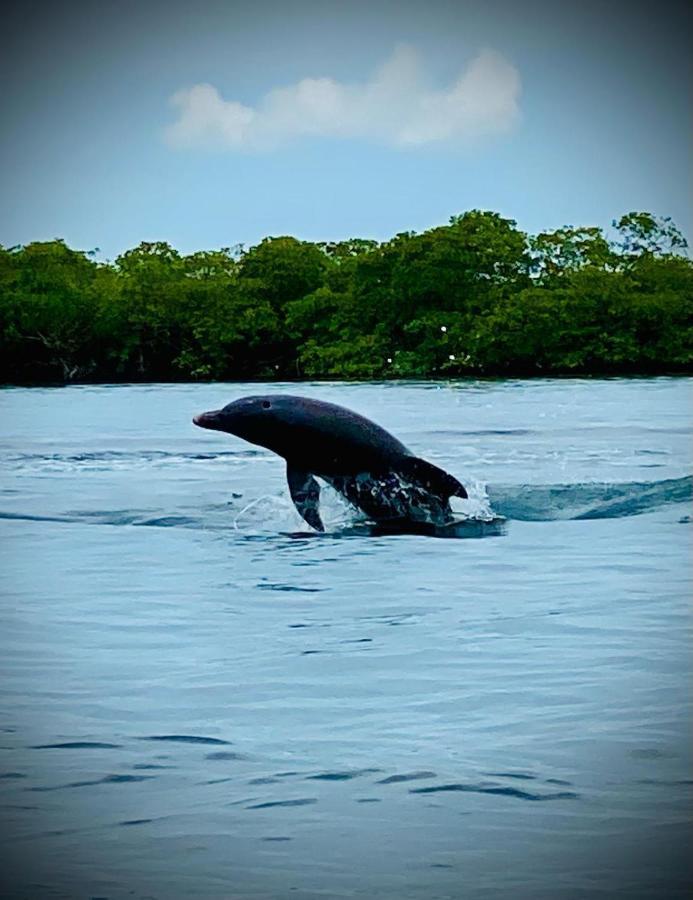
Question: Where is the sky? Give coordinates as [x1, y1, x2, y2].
[2, 0, 691, 259]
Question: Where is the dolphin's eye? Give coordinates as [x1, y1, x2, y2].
[261, 400, 271, 410]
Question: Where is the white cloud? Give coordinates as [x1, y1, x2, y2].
[165, 45, 521, 151]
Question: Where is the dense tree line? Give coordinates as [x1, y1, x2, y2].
[0, 210, 691, 384]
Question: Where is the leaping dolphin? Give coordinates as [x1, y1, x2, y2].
[193, 395, 467, 532]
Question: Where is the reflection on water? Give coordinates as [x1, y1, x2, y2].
[1, 378, 691, 899]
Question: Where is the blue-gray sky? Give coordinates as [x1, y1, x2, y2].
[2, 0, 691, 257]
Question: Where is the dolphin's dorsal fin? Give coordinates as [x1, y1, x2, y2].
[397, 457, 468, 500]
[287, 464, 324, 532]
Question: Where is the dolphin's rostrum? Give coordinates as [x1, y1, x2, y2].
[193, 395, 467, 531]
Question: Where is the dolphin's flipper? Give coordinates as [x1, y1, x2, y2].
[397, 456, 468, 500]
[287, 465, 324, 532]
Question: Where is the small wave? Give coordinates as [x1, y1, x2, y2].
[425, 428, 534, 437]
[139, 734, 232, 745]
[410, 782, 578, 801]
[0, 511, 74, 524]
[257, 583, 326, 593]
[488, 476, 692, 521]
[377, 771, 437, 784]
[0, 509, 213, 529]
[31, 741, 122, 750]
[206, 751, 248, 761]
[306, 769, 381, 781]
[246, 798, 317, 810]
[28, 774, 155, 792]
[0, 448, 265, 473]
[136, 515, 201, 527]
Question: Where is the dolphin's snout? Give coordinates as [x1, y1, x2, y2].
[193, 410, 223, 430]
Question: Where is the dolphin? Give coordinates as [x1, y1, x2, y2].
[193, 395, 467, 532]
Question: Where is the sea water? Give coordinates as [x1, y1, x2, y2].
[0, 378, 691, 899]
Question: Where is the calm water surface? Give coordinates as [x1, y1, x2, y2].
[1, 378, 691, 899]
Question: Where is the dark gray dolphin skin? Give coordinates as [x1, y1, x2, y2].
[193, 395, 467, 532]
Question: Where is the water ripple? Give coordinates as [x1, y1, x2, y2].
[246, 798, 318, 810]
[410, 782, 579, 801]
[28, 774, 155, 792]
[139, 734, 231, 745]
[31, 741, 122, 750]
[306, 769, 381, 781]
[377, 771, 437, 784]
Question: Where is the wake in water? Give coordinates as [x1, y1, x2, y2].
[1, 476, 690, 536]
[487, 476, 693, 522]
[0, 449, 263, 473]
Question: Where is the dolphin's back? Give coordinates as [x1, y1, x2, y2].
[268, 395, 411, 472]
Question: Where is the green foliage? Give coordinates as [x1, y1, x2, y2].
[614, 212, 688, 258]
[1, 210, 690, 384]
[531, 226, 614, 280]
[0, 240, 120, 382]
[239, 236, 327, 310]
